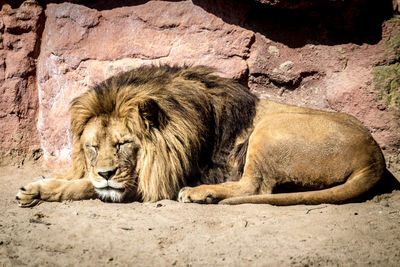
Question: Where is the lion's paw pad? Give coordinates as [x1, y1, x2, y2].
[16, 181, 43, 208]
[178, 187, 219, 204]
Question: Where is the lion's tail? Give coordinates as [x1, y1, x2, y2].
[219, 164, 384, 205]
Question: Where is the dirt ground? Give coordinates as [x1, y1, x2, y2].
[1, 164, 399, 267]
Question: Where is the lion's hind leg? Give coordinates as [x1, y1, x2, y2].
[219, 164, 384, 205]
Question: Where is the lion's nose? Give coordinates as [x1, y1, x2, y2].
[97, 168, 117, 180]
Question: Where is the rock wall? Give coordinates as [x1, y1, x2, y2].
[1, 0, 400, 177]
[0, 1, 43, 166]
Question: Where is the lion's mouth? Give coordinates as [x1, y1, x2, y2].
[96, 185, 125, 191]
[91, 177, 125, 190]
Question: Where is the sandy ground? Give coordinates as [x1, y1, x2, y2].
[1, 164, 400, 267]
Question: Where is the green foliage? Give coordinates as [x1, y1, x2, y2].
[385, 34, 400, 62]
[388, 16, 400, 25]
[373, 63, 400, 110]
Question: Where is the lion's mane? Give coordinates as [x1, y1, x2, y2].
[66, 66, 257, 201]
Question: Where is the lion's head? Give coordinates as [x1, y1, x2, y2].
[79, 116, 139, 202]
[66, 66, 257, 203]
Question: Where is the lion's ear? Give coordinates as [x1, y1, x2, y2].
[138, 99, 166, 129]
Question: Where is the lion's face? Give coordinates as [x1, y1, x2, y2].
[81, 116, 140, 202]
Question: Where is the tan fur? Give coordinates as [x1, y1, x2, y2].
[179, 100, 386, 205]
[16, 66, 385, 207]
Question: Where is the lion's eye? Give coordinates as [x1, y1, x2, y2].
[116, 141, 133, 149]
[85, 144, 98, 150]
[85, 144, 98, 166]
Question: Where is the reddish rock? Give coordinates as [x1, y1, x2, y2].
[247, 33, 326, 108]
[0, 1, 43, 166]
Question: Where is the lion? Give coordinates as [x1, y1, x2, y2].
[16, 65, 386, 207]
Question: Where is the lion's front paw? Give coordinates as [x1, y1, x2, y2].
[16, 180, 44, 208]
[178, 186, 220, 204]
